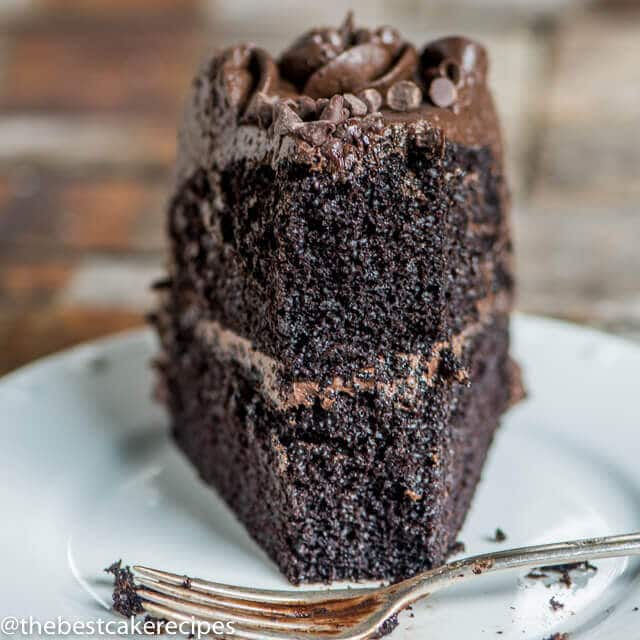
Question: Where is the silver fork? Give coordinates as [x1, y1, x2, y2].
[132, 532, 640, 639]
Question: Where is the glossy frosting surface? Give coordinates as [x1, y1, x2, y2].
[177, 16, 504, 181]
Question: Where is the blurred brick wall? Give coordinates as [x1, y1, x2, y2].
[0, 0, 639, 373]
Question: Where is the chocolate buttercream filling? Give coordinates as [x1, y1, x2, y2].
[193, 289, 511, 411]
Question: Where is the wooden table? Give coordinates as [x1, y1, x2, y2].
[1, 0, 639, 374]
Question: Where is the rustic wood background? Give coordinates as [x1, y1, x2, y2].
[1, 0, 639, 374]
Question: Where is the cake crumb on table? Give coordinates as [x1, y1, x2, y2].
[526, 561, 597, 588]
[490, 527, 507, 542]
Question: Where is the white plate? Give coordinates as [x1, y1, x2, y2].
[1, 315, 639, 639]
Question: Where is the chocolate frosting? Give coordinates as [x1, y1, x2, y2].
[211, 16, 491, 119]
[279, 14, 418, 99]
[176, 15, 503, 182]
[215, 44, 284, 114]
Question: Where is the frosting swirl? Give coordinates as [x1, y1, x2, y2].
[216, 44, 284, 113]
[279, 14, 419, 99]
[420, 37, 488, 110]
[210, 18, 491, 136]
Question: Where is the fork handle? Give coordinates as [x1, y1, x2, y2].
[399, 532, 640, 602]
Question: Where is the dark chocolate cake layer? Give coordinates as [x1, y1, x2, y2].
[154, 16, 524, 584]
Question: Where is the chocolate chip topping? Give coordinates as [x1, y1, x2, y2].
[386, 81, 422, 111]
[343, 93, 367, 116]
[295, 95, 318, 120]
[215, 18, 493, 135]
[428, 77, 458, 108]
[319, 94, 349, 122]
[271, 103, 303, 136]
[357, 88, 382, 113]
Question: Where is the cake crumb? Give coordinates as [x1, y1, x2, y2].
[490, 528, 507, 542]
[526, 562, 597, 588]
[472, 558, 494, 575]
[105, 561, 143, 617]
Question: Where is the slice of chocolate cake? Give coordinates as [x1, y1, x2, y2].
[153, 16, 524, 584]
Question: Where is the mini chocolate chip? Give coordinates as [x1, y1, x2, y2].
[343, 93, 367, 116]
[386, 80, 422, 111]
[428, 76, 457, 108]
[357, 88, 382, 113]
[319, 94, 348, 122]
[296, 95, 318, 120]
[296, 121, 335, 146]
[271, 103, 302, 136]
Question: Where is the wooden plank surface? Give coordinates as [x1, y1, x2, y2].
[1, 0, 639, 374]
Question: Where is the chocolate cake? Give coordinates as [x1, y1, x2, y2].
[153, 15, 524, 584]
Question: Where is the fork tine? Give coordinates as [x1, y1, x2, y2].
[136, 576, 378, 620]
[141, 601, 315, 640]
[136, 578, 306, 617]
[134, 565, 375, 604]
[138, 587, 340, 633]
